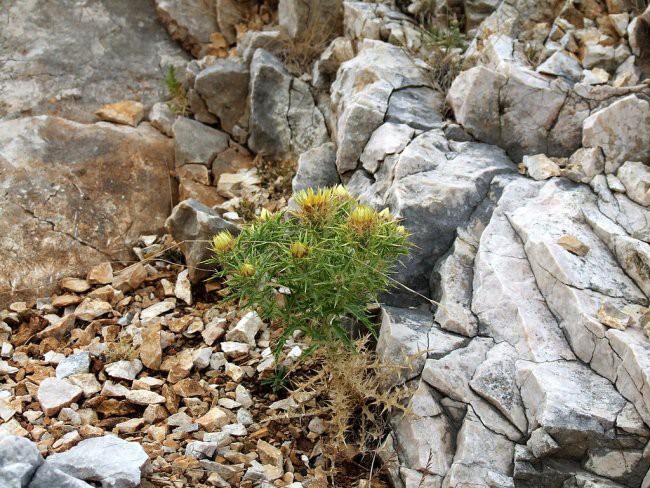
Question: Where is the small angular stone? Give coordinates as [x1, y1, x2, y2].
[87, 262, 113, 285]
[557, 235, 590, 257]
[96, 100, 144, 127]
[37, 378, 83, 416]
[598, 302, 632, 330]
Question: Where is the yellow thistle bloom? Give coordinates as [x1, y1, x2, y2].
[290, 241, 308, 258]
[332, 185, 350, 198]
[396, 225, 408, 235]
[378, 208, 391, 220]
[212, 231, 235, 253]
[239, 263, 255, 277]
[258, 208, 272, 221]
[348, 205, 377, 232]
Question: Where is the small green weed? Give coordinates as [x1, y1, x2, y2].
[164, 65, 189, 116]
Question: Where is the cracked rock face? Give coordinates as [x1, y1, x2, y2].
[0, 116, 176, 307]
[0, 0, 187, 123]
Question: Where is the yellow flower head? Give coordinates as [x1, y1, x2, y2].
[212, 231, 235, 253]
[293, 188, 334, 223]
[378, 208, 391, 220]
[332, 185, 350, 198]
[258, 208, 273, 222]
[290, 241, 309, 258]
[396, 225, 408, 236]
[348, 205, 377, 233]
[238, 263, 256, 277]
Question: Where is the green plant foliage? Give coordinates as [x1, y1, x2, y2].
[209, 187, 410, 355]
[421, 18, 467, 53]
[164, 65, 189, 116]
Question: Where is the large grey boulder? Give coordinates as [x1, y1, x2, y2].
[0, 116, 175, 308]
[278, 0, 343, 39]
[194, 59, 250, 134]
[248, 50, 328, 159]
[0, 0, 186, 123]
[155, 0, 218, 58]
[165, 199, 239, 283]
[42, 435, 149, 488]
[173, 117, 230, 168]
[291, 143, 340, 193]
[582, 95, 650, 172]
[0, 436, 44, 487]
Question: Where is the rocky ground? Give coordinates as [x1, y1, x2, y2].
[1, 0, 650, 487]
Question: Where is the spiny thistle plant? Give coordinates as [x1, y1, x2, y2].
[209, 186, 410, 356]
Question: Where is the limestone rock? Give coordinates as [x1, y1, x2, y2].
[105, 360, 143, 381]
[521, 154, 561, 181]
[617, 161, 650, 207]
[582, 95, 650, 172]
[42, 435, 149, 488]
[0, 1, 186, 122]
[226, 311, 262, 346]
[173, 117, 230, 168]
[194, 59, 250, 134]
[292, 143, 340, 193]
[0, 435, 44, 487]
[140, 321, 163, 370]
[55, 352, 91, 380]
[469, 342, 528, 433]
[37, 377, 83, 416]
[279, 0, 343, 39]
[165, 199, 239, 283]
[95, 101, 144, 127]
[248, 50, 328, 159]
[0, 117, 174, 308]
[149, 102, 176, 137]
[155, 0, 218, 57]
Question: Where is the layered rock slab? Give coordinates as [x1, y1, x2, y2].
[0, 0, 187, 122]
[0, 116, 175, 307]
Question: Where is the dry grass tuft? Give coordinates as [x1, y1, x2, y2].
[276, 338, 411, 480]
[104, 335, 140, 363]
[254, 154, 297, 199]
[277, 16, 338, 75]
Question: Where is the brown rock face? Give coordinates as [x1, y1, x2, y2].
[0, 116, 177, 307]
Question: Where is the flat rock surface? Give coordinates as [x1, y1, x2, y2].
[0, 116, 175, 307]
[0, 0, 187, 122]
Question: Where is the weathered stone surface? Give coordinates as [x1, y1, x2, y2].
[42, 435, 149, 488]
[469, 342, 528, 433]
[194, 59, 250, 134]
[422, 337, 523, 441]
[617, 161, 650, 207]
[226, 311, 262, 346]
[56, 352, 91, 380]
[0, 435, 44, 487]
[472, 178, 577, 362]
[385, 87, 444, 131]
[443, 406, 515, 487]
[173, 117, 230, 168]
[292, 142, 340, 193]
[393, 381, 453, 479]
[0, 0, 186, 123]
[279, 0, 343, 39]
[522, 154, 561, 180]
[140, 321, 163, 370]
[105, 360, 143, 381]
[376, 306, 430, 386]
[582, 95, 650, 172]
[331, 41, 431, 173]
[37, 377, 83, 416]
[517, 360, 627, 457]
[0, 117, 175, 307]
[360, 123, 415, 174]
[248, 50, 328, 159]
[165, 199, 239, 283]
[155, 0, 218, 57]
[95, 101, 144, 127]
[149, 102, 176, 137]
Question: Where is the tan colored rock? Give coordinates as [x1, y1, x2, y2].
[60, 277, 91, 293]
[0, 117, 175, 308]
[197, 407, 230, 432]
[172, 378, 205, 397]
[87, 262, 113, 285]
[598, 302, 632, 330]
[51, 294, 83, 308]
[257, 439, 283, 469]
[37, 314, 76, 340]
[37, 377, 83, 416]
[74, 298, 112, 321]
[557, 235, 590, 257]
[140, 321, 162, 370]
[113, 264, 148, 293]
[125, 389, 166, 405]
[96, 100, 145, 127]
